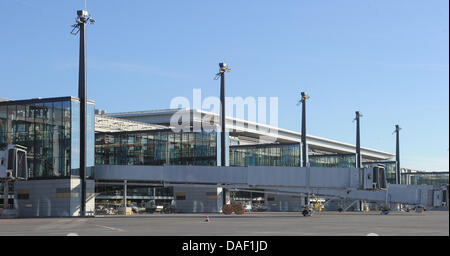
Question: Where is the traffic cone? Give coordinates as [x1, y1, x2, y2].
[205, 215, 210, 222]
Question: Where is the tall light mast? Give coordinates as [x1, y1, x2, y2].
[71, 9, 95, 217]
[354, 111, 362, 168]
[394, 125, 401, 184]
[299, 92, 310, 167]
[215, 62, 231, 167]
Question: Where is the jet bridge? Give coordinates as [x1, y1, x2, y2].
[94, 164, 447, 214]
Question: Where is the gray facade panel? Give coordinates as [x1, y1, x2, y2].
[173, 186, 222, 213]
[14, 178, 95, 217]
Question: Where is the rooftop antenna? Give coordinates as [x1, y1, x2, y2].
[71, 7, 95, 217]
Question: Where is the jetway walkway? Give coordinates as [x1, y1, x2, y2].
[95, 165, 448, 210]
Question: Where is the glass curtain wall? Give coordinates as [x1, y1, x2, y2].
[95, 183, 174, 213]
[95, 130, 217, 166]
[0, 97, 94, 179]
[229, 143, 300, 167]
[309, 154, 356, 168]
[402, 172, 449, 186]
[95, 184, 173, 199]
[362, 161, 397, 184]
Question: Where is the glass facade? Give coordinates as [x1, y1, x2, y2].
[95, 183, 173, 198]
[363, 161, 397, 184]
[229, 143, 300, 167]
[309, 154, 356, 168]
[0, 97, 94, 179]
[94, 182, 174, 214]
[95, 130, 217, 166]
[402, 172, 449, 186]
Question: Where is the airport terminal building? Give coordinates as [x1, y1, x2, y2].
[1, 97, 448, 217]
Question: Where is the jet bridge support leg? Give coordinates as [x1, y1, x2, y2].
[2, 180, 9, 210]
[301, 193, 313, 216]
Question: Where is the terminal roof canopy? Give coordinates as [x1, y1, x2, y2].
[95, 115, 167, 133]
[102, 108, 394, 161]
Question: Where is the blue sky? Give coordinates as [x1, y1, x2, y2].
[1, 0, 448, 171]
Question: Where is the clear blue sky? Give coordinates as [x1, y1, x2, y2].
[1, 0, 448, 171]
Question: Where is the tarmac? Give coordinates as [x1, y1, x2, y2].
[0, 211, 448, 236]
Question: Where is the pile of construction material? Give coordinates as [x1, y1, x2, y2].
[222, 204, 245, 215]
